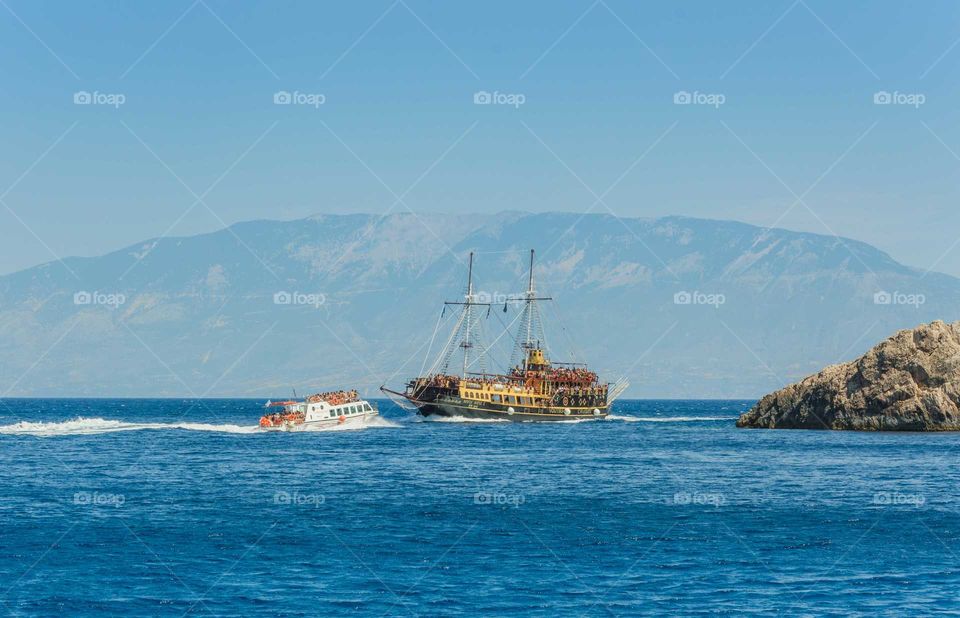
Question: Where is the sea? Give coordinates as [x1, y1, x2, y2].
[1, 398, 959, 616]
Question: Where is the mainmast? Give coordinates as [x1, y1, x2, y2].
[461, 252, 475, 376]
[511, 249, 552, 368]
[524, 249, 535, 349]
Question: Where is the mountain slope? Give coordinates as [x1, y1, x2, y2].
[0, 212, 956, 398]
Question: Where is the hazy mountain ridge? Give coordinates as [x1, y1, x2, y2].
[0, 212, 955, 398]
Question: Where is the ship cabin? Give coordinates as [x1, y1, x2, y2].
[305, 399, 376, 422]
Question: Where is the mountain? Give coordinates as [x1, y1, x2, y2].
[1, 212, 958, 398]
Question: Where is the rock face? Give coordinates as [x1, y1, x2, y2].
[738, 321, 960, 430]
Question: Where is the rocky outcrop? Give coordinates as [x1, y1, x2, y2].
[737, 321, 960, 430]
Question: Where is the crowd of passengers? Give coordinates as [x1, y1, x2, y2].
[306, 389, 359, 405]
[418, 368, 602, 391]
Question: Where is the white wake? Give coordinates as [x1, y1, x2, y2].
[0, 416, 400, 436]
[418, 415, 509, 423]
[606, 414, 737, 423]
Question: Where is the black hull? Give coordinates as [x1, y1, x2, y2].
[380, 386, 610, 422]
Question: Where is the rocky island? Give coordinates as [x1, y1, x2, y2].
[737, 320, 960, 430]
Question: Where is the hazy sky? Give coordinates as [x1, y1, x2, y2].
[2, 1, 960, 275]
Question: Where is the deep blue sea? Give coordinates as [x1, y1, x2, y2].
[1, 399, 959, 616]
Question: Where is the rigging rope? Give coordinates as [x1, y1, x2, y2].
[465, 303, 526, 374]
[430, 307, 467, 377]
[546, 299, 583, 363]
[418, 305, 452, 379]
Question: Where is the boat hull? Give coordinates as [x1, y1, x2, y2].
[415, 400, 607, 422]
[261, 412, 379, 431]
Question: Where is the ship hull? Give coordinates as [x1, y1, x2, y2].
[261, 411, 379, 431]
[413, 398, 608, 422]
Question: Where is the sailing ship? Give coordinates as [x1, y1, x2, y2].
[382, 250, 627, 421]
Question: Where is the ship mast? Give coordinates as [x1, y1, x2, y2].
[431, 251, 491, 378]
[511, 249, 552, 368]
[461, 252, 474, 376]
[524, 249, 535, 349]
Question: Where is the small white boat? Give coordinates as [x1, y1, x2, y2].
[259, 389, 378, 431]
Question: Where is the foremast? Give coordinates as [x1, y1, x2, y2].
[437, 252, 491, 378]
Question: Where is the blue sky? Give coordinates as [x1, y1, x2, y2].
[2, 0, 960, 275]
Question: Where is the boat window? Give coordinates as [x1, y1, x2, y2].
[492, 394, 501, 403]
[363, 404, 371, 411]
[329, 410, 336, 418]
[350, 406, 357, 414]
